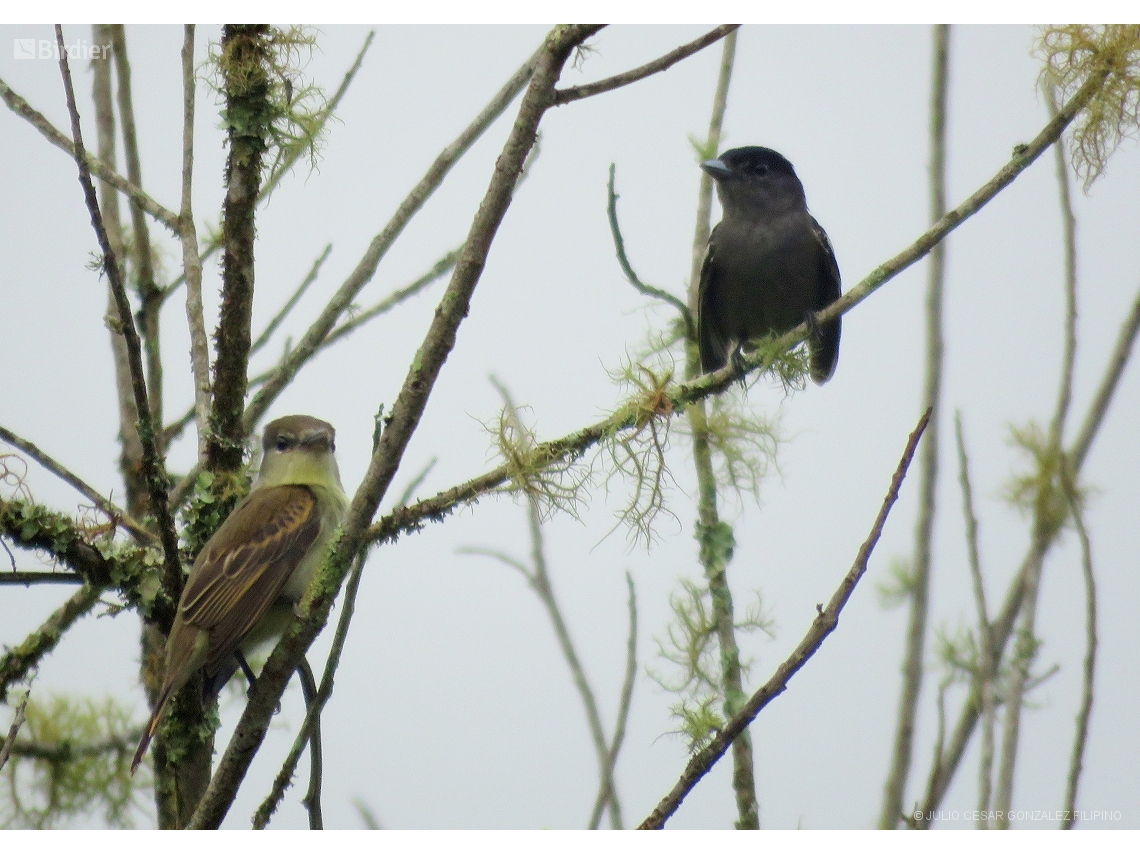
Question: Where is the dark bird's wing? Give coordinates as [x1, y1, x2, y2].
[697, 225, 728, 374]
[179, 484, 322, 674]
[809, 216, 842, 383]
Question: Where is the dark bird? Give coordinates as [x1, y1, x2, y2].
[697, 146, 841, 383]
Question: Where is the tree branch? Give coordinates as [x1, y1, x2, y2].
[179, 24, 212, 463]
[916, 280, 1140, 823]
[638, 408, 931, 829]
[954, 412, 997, 826]
[589, 571, 638, 830]
[0, 425, 153, 543]
[553, 25, 739, 105]
[0, 583, 101, 699]
[607, 164, 694, 338]
[243, 38, 549, 432]
[880, 23, 950, 829]
[55, 27, 181, 619]
[111, 25, 164, 438]
[188, 27, 606, 829]
[0, 75, 180, 234]
[207, 25, 271, 474]
[1059, 466, 1097, 828]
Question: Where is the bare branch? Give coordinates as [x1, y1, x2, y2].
[55, 26, 181, 611]
[243, 39, 548, 432]
[0, 425, 153, 543]
[295, 659, 323, 830]
[554, 25, 739, 105]
[159, 30, 377, 305]
[0, 583, 101, 698]
[607, 164, 694, 337]
[954, 412, 997, 826]
[589, 571, 638, 830]
[0, 572, 84, 586]
[1060, 467, 1097, 828]
[251, 244, 333, 355]
[0, 75, 180, 234]
[191, 25, 604, 829]
[639, 408, 932, 829]
[881, 23, 950, 829]
[112, 25, 164, 437]
[0, 688, 30, 772]
[180, 24, 212, 462]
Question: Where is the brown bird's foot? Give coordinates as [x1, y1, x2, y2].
[235, 651, 257, 696]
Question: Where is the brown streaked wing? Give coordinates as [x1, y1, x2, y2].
[178, 485, 321, 671]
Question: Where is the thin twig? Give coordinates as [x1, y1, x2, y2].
[880, 25, 950, 829]
[639, 408, 932, 829]
[0, 572, 85, 586]
[0, 584, 101, 698]
[589, 571, 638, 830]
[0, 689, 31, 772]
[1059, 467, 1097, 829]
[243, 39, 548, 433]
[55, 26, 181, 610]
[677, 25, 759, 831]
[91, 25, 146, 520]
[0, 75, 180, 233]
[318, 247, 461, 353]
[159, 30, 376, 305]
[554, 25, 739, 105]
[993, 74, 1088, 831]
[112, 25, 164, 438]
[251, 455, 437, 828]
[295, 659, 323, 830]
[251, 244, 333, 355]
[606, 164, 694, 338]
[180, 24, 212, 463]
[193, 25, 604, 830]
[0, 425, 153, 543]
[954, 412, 996, 827]
[7, 729, 144, 763]
[487, 377, 626, 827]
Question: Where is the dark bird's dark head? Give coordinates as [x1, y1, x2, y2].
[701, 146, 806, 218]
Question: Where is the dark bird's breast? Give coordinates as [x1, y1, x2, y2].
[698, 210, 841, 382]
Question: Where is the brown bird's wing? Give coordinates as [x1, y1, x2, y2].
[697, 224, 728, 374]
[808, 216, 842, 382]
[178, 484, 321, 674]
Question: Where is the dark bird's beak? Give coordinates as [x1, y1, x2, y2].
[700, 158, 733, 180]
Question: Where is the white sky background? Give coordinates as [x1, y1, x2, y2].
[1, 24, 1138, 830]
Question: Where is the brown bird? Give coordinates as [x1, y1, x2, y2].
[132, 414, 349, 773]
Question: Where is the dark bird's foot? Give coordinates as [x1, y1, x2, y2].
[730, 349, 749, 385]
[803, 309, 822, 341]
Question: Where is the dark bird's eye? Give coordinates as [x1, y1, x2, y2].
[275, 435, 290, 451]
[754, 163, 770, 176]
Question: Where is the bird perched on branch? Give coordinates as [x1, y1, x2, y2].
[697, 146, 842, 384]
[132, 414, 349, 773]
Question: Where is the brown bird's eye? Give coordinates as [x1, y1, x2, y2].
[275, 435, 290, 451]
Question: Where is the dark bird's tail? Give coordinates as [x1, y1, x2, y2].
[809, 315, 841, 384]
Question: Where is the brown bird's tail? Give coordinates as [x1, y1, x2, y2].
[131, 683, 176, 774]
